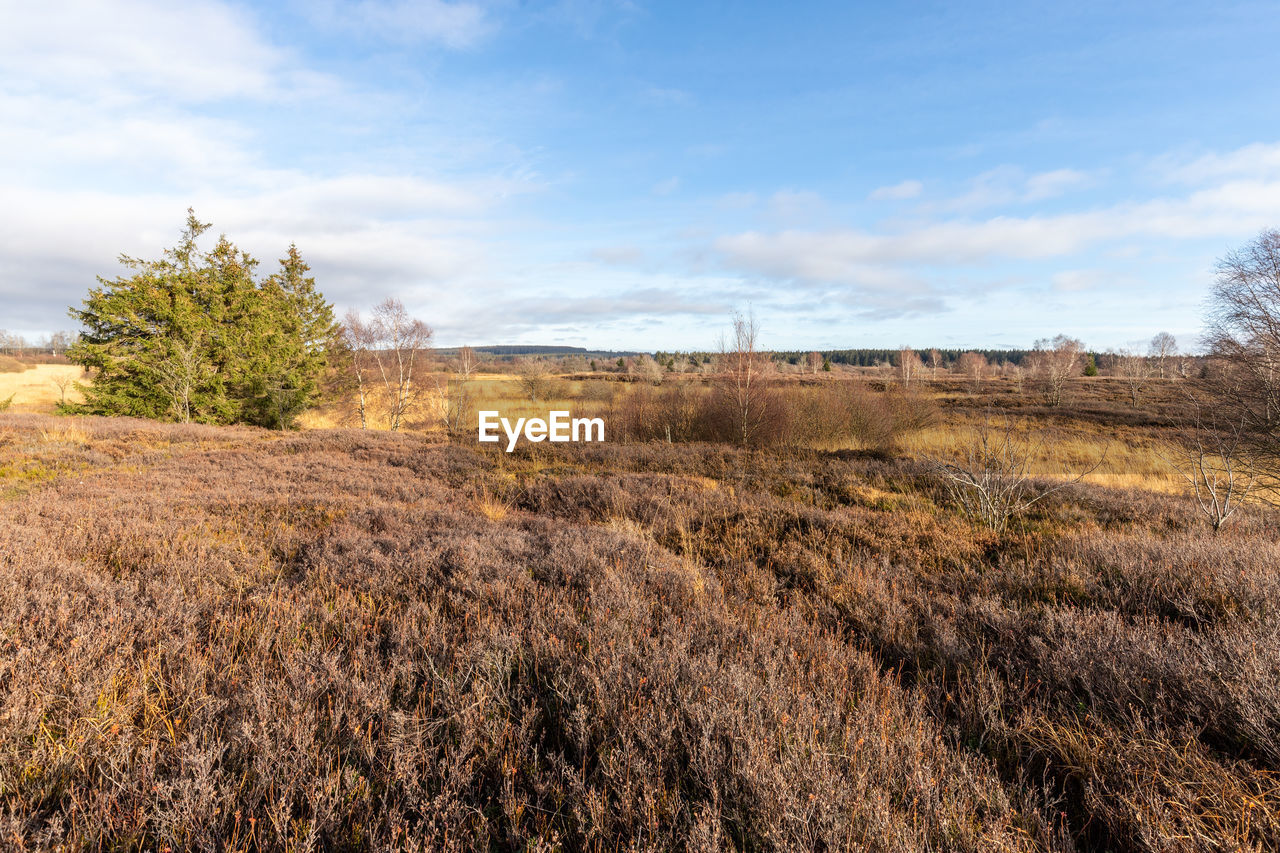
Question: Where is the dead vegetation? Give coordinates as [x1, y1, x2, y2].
[1, 377, 1278, 850]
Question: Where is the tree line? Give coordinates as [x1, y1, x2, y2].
[48, 210, 1280, 479]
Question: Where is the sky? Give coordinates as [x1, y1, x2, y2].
[3, 0, 1280, 352]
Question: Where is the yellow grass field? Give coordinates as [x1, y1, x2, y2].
[9, 367, 1187, 495]
[902, 406, 1188, 493]
[0, 364, 85, 414]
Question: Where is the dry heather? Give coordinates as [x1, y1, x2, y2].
[1, 408, 1278, 851]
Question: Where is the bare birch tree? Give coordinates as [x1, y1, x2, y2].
[1149, 332, 1177, 380]
[1111, 348, 1151, 408]
[438, 345, 481, 434]
[898, 346, 923, 388]
[928, 349, 943, 379]
[1027, 335, 1083, 407]
[342, 309, 374, 429]
[718, 311, 773, 446]
[954, 352, 988, 393]
[1204, 230, 1280, 464]
[343, 299, 432, 431]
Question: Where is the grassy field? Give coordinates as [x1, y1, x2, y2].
[0, 364, 85, 414]
[2, 376, 1276, 850]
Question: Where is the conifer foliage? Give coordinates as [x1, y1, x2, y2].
[68, 211, 337, 428]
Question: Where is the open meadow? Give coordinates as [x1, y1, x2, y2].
[0, 363, 85, 415]
[2, 373, 1277, 851]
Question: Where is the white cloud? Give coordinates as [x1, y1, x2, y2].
[305, 0, 491, 48]
[0, 0, 314, 102]
[925, 166, 1092, 213]
[714, 162, 1280, 309]
[718, 191, 758, 209]
[1158, 142, 1280, 184]
[590, 246, 645, 265]
[1051, 269, 1105, 292]
[0, 0, 544, 337]
[768, 190, 825, 220]
[652, 176, 681, 196]
[869, 179, 923, 201]
[1023, 169, 1090, 200]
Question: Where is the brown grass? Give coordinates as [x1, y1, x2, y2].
[2, 375, 1277, 850]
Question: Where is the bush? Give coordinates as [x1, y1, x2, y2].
[612, 380, 935, 451]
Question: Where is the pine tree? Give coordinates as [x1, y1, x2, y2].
[68, 211, 337, 428]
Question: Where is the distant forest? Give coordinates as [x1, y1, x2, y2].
[448, 346, 1040, 366]
[774, 348, 1037, 367]
[437, 345, 643, 358]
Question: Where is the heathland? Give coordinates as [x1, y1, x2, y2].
[2, 370, 1277, 851]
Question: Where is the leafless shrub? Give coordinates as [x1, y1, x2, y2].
[634, 354, 664, 385]
[1161, 394, 1259, 532]
[926, 411, 1105, 531]
[7, 401, 1280, 850]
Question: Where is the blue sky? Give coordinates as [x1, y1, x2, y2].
[3, 1, 1280, 352]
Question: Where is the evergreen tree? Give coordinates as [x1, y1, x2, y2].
[68, 211, 336, 428]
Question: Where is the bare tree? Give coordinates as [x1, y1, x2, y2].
[154, 336, 210, 424]
[928, 349, 943, 379]
[954, 352, 988, 393]
[1194, 228, 1280, 500]
[516, 358, 555, 402]
[1149, 332, 1178, 380]
[718, 311, 773, 446]
[1008, 362, 1026, 394]
[898, 346, 923, 388]
[49, 331, 78, 357]
[456, 345, 480, 381]
[927, 411, 1106, 532]
[1111, 348, 1151, 408]
[1161, 394, 1258, 532]
[1027, 335, 1083, 407]
[51, 373, 75, 407]
[635, 354, 664, 385]
[438, 345, 481, 435]
[342, 310, 374, 429]
[343, 299, 433, 431]
[806, 351, 823, 375]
